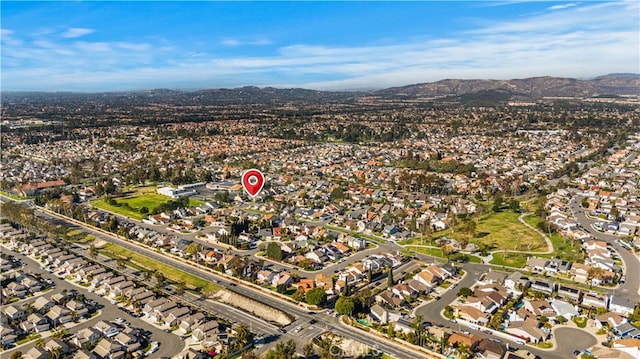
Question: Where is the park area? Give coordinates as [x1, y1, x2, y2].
[91, 186, 203, 220]
[401, 210, 549, 254]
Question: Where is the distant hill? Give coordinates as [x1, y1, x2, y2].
[373, 75, 640, 100]
[2, 75, 638, 106]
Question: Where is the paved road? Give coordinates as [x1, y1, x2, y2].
[553, 327, 598, 359]
[569, 196, 640, 302]
[1, 248, 185, 359]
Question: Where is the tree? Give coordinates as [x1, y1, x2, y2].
[276, 283, 288, 294]
[292, 288, 306, 302]
[335, 296, 355, 316]
[610, 206, 620, 220]
[88, 244, 97, 260]
[52, 327, 69, 339]
[154, 271, 166, 291]
[387, 266, 394, 287]
[266, 339, 296, 359]
[440, 243, 456, 263]
[116, 257, 126, 270]
[140, 206, 149, 214]
[266, 242, 283, 261]
[493, 195, 503, 212]
[186, 242, 202, 263]
[234, 324, 254, 348]
[305, 287, 327, 306]
[176, 280, 186, 295]
[302, 342, 315, 358]
[49, 346, 61, 359]
[10, 351, 22, 359]
[34, 338, 46, 348]
[509, 199, 520, 211]
[317, 333, 342, 359]
[458, 287, 473, 298]
[330, 187, 345, 202]
[587, 267, 605, 288]
[581, 197, 589, 208]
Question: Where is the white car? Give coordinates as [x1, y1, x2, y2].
[115, 317, 126, 324]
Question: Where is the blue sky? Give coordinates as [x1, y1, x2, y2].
[2, 1, 639, 91]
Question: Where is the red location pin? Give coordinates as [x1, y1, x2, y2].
[241, 169, 265, 198]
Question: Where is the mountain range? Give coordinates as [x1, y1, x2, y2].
[374, 74, 640, 100]
[2, 74, 639, 106]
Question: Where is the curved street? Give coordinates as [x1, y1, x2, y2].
[569, 196, 640, 300]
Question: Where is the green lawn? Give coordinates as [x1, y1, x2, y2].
[101, 243, 220, 293]
[405, 245, 482, 263]
[401, 210, 548, 252]
[490, 252, 529, 268]
[91, 187, 205, 220]
[91, 198, 146, 220]
[524, 215, 584, 262]
[471, 211, 548, 252]
[0, 190, 29, 200]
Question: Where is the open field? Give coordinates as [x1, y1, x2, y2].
[471, 211, 548, 252]
[523, 214, 584, 263]
[91, 186, 204, 220]
[401, 210, 548, 252]
[91, 198, 146, 219]
[405, 245, 483, 263]
[101, 243, 221, 293]
[489, 252, 529, 268]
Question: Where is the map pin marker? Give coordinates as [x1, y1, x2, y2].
[241, 169, 265, 198]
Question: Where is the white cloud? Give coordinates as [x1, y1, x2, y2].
[548, 3, 579, 11]
[2, 1, 638, 91]
[220, 37, 272, 46]
[61, 27, 95, 38]
[75, 41, 111, 52]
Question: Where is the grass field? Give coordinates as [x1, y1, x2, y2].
[524, 214, 584, 263]
[489, 252, 529, 268]
[401, 210, 548, 252]
[471, 211, 548, 252]
[405, 245, 483, 263]
[91, 186, 204, 220]
[101, 243, 220, 293]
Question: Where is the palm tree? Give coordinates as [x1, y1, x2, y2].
[88, 244, 97, 260]
[302, 342, 315, 358]
[52, 327, 69, 339]
[34, 337, 46, 348]
[234, 324, 253, 347]
[70, 310, 78, 323]
[49, 346, 61, 359]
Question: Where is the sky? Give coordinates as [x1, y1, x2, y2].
[1, 1, 639, 92]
